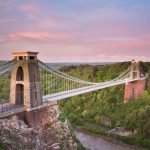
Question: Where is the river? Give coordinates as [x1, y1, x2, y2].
[76, 130, 141, 150]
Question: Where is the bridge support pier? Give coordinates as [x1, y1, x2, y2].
[25, 108, 49, 126]
[124, 79, 146, 103]
[17, 107, 49, 126]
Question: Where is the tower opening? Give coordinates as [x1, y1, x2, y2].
[19, 56, 23, 60]
[29, 56, 35, 60]
[16, 66, 24, 81]
[15, 84, 24, 105]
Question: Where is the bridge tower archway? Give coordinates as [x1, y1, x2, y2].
[124, 60, 146, 103]
[130, 60, 141, 79]
[15, 84, 24, 105]
[9, 52, 42, 108]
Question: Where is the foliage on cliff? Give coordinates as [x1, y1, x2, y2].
[0, 75, 10, 102]
[0, 61, 150, 148]
[59, 62, 150, 149]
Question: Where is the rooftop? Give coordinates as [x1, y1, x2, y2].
[12, 51, 39, 57]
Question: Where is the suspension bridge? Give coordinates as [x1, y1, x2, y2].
[0, 52, 147, 125]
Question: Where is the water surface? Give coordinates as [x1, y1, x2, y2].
[76, 131, 139, 150]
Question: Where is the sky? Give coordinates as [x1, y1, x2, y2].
[0, 0, 150, 62]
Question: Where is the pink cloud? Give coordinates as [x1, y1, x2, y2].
[18, 4, 39, 14]
[0, 31, 74, 44]
[15, 32, 71, 41]
[0, 1, 150, 62]
[83, 36, 150, 56]
[0, 18, 16, 24]
[106, 36, 150, 51]
[17, 3, 75, 27]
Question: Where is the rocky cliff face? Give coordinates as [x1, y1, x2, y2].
[0, 105, 77, 150]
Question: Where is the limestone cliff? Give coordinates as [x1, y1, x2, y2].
[0, 105, 77, 150]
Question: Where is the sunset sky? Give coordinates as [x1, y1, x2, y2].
[0, 0, 150, 62]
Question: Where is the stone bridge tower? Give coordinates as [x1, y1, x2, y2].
[124, 60, 147, 103]
[10, 52, 42, 107]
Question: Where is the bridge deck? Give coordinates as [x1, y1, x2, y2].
[0, 101, 57, 119]
[43, 77, 147, 102]
[0, 76, 148, 119]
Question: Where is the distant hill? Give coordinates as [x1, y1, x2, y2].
[0, 60, 117, 68]
[46, 62, 117, 69]
[1, 60, 149, 69]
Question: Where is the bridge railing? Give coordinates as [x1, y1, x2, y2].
[0, 103, 24, 113]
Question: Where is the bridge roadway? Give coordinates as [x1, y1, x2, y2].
[0, 76, 147, 119]
[43, 77, 147, 102]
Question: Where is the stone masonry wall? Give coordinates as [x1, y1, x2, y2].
[124, 79, 146, 103]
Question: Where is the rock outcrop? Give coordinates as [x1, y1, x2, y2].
[0, 105, 77, 150]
